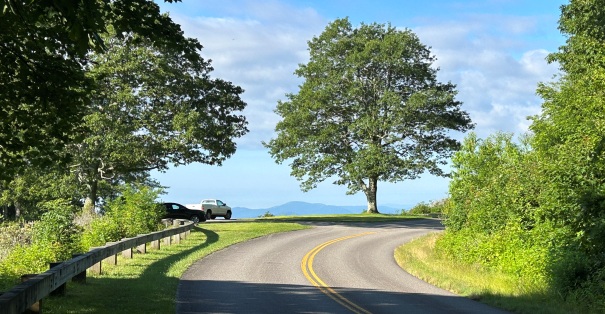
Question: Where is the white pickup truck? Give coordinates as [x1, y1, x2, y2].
[186, 199, 232, 220]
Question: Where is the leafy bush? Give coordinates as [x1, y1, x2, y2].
[80, 184, 163, 249]
[80, 215, 122, 249]
[0, 243, 62, 288]
[259, 211, 275, 218]
[32, 200, 83, 258]
[407, 199, 448, 215]
[0, 221, 33, 260]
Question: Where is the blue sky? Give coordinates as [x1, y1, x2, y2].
[152, 0, 567, 210]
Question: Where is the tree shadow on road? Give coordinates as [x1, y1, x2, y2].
[176, 279, 511, 314]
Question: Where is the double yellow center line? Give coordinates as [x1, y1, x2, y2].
[301, 232, 376, 314]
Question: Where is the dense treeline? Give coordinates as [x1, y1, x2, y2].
[440, 0, 605, 310]
[0, 0, 247, 289]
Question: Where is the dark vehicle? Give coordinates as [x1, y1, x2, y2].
[162, 202, 206, 223]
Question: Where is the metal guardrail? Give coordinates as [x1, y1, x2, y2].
[0, 219, 194, 314]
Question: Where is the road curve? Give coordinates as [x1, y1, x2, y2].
[176, 219, 509, 314]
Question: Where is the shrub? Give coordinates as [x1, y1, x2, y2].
[259, 211, 274, 218]
[80, 184, 163, 249]
[104, 185, 164, 237]
[31, 200, 83, 260]
[80, 215, 122, 249]
[0, 221, 33, 261]
[406, 199, 448, 215]
[0, 241, 67, 291]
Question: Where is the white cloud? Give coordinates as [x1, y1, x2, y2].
[414, 18, 560, 139]
[165, 3, 561, 149]
[165, 6, 326, 149]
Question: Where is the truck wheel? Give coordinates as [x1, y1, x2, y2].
[205, 210, 212, 220]
[225, 211, 232, 220]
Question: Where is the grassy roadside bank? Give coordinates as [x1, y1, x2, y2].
[41, 214, 417, 313]
[394, 232, 579, 314]
[43, 222, 308, 314]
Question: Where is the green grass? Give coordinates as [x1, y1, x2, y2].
[259, 213, 426, 222]
[43, 222, 308, 314]
[395, 232, 580, 314]
[42, 214, 575, 314]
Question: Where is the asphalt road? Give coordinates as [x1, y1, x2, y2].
[176, 219, 509, 314]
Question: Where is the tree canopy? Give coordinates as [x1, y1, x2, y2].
[0, 0, 197, 179]
[0, 0, 249, 217]
[265, 18, 473, 213]
[73, 32, 247, 209]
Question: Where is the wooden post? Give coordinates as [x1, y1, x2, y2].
[151, 239, 160, 250]
[20, 274, 42, 313]
[137, 242, 146, 254]
[49, 263, 66, 296]
[72, 254, 87, 283]
[122, 248, 133, 259]
[104, 242, 117, 265]
[90, 261, 102, 275]
[104, 254, 117, 265]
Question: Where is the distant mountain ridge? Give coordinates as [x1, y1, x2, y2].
[232, 201, 405, 219]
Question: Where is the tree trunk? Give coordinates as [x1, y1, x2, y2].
[364, 176, 379, 214]
[14, 201, 21, 219]
[84, 179, 98, 214]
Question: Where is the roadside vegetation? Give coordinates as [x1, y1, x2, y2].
[43, 222, 307, 314]
[396, 233, 579, 314]
[2, 0, 605, 313]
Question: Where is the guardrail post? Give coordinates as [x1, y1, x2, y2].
[122, 243, 133, 259]
[49, 263, 67, 296]
[72, 254, 87, 283]
[88, 247, 103, 275]
[137, 242, 146, 254]
[20, 274, 41, 313]
[151, 239, 160, 250]
[104, 243, 118, 265]
[172, 220, 182, 244]
[163, 235, 171, 246]
[161, 219, 171, 228]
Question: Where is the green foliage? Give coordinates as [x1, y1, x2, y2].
[0, 200, 82, 288]
[440, 132, 566, 293]
[259, 211, 275, 218]
[80, 184, 163, 249]
[0, 221, 33, 260]
[80, 215, 122, 249]
[68, 30, 247, 209]
[265, 17, 472, 213]
[407, 199, 448, 215]
[31, 200, 83, 259]
[0, 242, 63, 289]
[105, 185, 164, 237]
[564, 265, 605, 313]
[444, 132, 542, 233]
[0, 0, 195, 179]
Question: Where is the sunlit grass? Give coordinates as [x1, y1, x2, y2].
[395, 233, 578, 314]
[44, 222, 308, 314]
[259, 213, 426, 222]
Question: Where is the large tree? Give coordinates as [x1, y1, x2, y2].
[265, 18, 473, 213]
[0, 0, 194, 180]
[72, 32, 248, 210]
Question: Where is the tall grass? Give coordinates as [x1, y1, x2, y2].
[395, 232, 581, 314]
